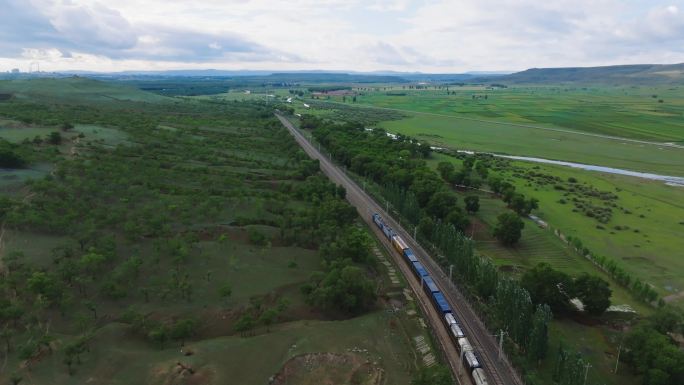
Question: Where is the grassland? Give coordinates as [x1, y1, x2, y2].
[431, 152, 684, 300]
[295, 86, 684, 176]
[356, 86, 684, 142]
[4, 311, 417, 385]
[0, 78, 435, 385]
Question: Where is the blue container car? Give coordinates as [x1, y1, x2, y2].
[412, 261, 429, 278]
[403, 248, 418, 263]
[422, 276, 440, 295]
[432, 291, 452, 314]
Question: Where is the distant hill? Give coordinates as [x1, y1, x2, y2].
[475, 63, 684, 85]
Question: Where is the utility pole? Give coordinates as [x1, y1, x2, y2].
[614, 344, 621, 374]
[583, 362, 592, 385]
[449, 265, 454, 281]
[498, 330, 507, 361]
[385, 199, 389, 213]
[413, 225, 417, 240]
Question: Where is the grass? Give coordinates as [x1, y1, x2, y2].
[7, 311, 417, 385]
[355, 86, 684, 142]
[0, 123, 54, 143]
[378, 113, 684, 176]
[543, 319, 640, 385]
[503, 161, 684, 298]
[73, 124, 130, 147]
[293, 85, 684, 176]
[0, 77, 170, 104]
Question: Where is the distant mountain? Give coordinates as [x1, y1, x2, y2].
[476, 63, 684, 85]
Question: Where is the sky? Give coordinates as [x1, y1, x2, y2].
[1, 0, 684, 73]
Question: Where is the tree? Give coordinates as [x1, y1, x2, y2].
[436, 161, 455, 181]
[418, 216, 434, 239]
[574, 274, 611, 316]
[219, 283, 232, 304]
[521, 263, 575, 314]
[0, 141, 26, 168]
[464, 195, 480, 213]
[425, 191, 458, 219]
[445, 208, 469, 233]
[234, 314, 255, 336]
[493, 212, 524, 246]
[61, 122, 74, 131]
[321, 226, 372, 264]
[649, 307, 683, 334]
[170, 319, 197, 346]
[303, 262, 376, 315]
[623, 325, 684, 385]
[148, 325, 169, 348]
[411, 365, 452, 385]
[47, 131, 62, 145]
[259, 308, 279, 332]
[528, 304, 552, 363]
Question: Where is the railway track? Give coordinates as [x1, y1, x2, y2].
[277, 114, 523, 385]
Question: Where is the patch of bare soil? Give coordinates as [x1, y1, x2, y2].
[270, 352, 384, 385]
[151, 360, 215, 385]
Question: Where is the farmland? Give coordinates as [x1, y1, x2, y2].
[0, 78, 434, 385]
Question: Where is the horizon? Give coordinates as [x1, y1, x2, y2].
[2, 0, 684, 73]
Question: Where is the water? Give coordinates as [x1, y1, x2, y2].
[457, 151, 684, 187]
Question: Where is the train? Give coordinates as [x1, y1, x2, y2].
[372, 213, 489, 385]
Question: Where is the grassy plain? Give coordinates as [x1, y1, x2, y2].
[357, 86, 684, 142]
[379, 113, 684, 176]
[431, 153, 684, 300]
[0, 78, 431, 385]
[5, 311, 417, 385]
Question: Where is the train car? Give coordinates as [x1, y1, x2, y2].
[412, 261, 429, 278]
[449, 322, 465, 340]
[391, 234, 409, 254]
[382, 225, 393, 240]
[422, 276, 440, 296]
[431, 291, 452, 314]
[403, 248, 418, 263]
[463, 350, 482, 372]
[444, 313, 457, 326]
[472, 368, 489, 385]
[457, 337, 472, 355]
[372, 213, 384, 229]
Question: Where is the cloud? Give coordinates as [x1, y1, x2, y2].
[1, 0, 684, 72]
[0, 0, 289, 65]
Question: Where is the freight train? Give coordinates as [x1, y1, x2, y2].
[372, 213, 489, 385]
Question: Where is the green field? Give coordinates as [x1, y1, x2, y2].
[356, 86, 684, 142]
[294, 86, 684, 176]
[378, 112, 684, 176]
[0, 79, 435, 385]
[4, 311, 417, 385]
[431, 152, 684, 301]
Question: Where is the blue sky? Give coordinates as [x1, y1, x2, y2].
[1, 0, 684, 72]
